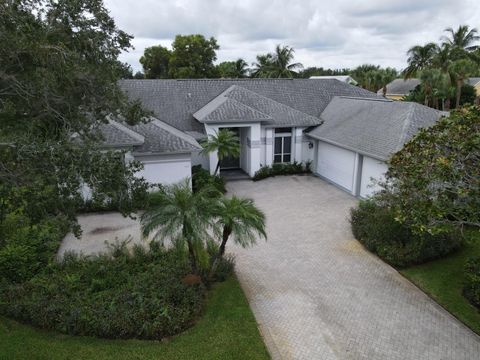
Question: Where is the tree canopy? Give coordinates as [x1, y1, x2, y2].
[140, 45, 171, 78]
[382, 106, 480, 234]
[0, 0, 149, 231]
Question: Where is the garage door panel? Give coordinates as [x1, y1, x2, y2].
[136, 156, 192, 185]
[360, 157, 388, 197]
[316, 142, 356, 192]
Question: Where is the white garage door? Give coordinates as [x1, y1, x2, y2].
[136, 154, 192, 185]
[360, 157, 388, 198]
[316, 141, 356, 192]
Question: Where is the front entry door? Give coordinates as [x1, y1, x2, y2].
[219, 128, 240, 169]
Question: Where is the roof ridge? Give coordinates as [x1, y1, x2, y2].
[336, 96, 391, 102]
[396, 102, 416, 151]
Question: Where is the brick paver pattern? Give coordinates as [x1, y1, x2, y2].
[228, 176, 480, 360]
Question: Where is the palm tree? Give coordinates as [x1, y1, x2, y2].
[442, 25, 480, 52]
[448, 59, 478, 108]
[403, 43, 439, 78]
[419, 68, 446, 107]
[201, 129, 240, 176]
[209, 196, 266, 278]
[269, 45, 303, 78]
[232, 59, 249, 78]
[141, 179, 217, 274]
[251, 54, 274, 77]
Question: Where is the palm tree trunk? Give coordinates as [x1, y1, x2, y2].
[214, 161, 220, 176]
[208, 226, 231, 279]
[382, 85, 387, 97]
[445, 97, 451, 111]
[456, 79, 462, 108]
[183, 222, 198, 274]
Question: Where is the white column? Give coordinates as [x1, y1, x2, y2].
[248, 123, 261, 177]
[294, 127, 303, 163]
[204, 125, 218, 175]
[265, 128, 274, 166]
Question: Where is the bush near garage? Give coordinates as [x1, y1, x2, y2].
[192, 165, 226, 194]
[350, 199, 462, 267]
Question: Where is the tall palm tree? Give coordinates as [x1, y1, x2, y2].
[442, 25, 480, 52]
[141, 179, 217, 274]
[403, 43, 439, 78]
[419, 68, 447, 107]
[209, 196, 266, 278]
[201, 129, 240, 176]
[448, 59, 478, 108]
[269, 45, 303, 78]
[233, 58, 249, 78]
[251, 53, 274, 77]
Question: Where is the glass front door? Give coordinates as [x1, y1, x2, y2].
[274, 128, 292, 163]
[219, 128, 240, 169]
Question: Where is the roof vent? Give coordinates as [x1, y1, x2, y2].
[187, 93, 192, 99]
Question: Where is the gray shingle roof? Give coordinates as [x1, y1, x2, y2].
[99, 121, 144, 147]
[119, 79, 379, 132]
[193, 85, 321, 127]
[127, 118, 202, 155]
[379, 78, 421, 96]
[100, 118, 201, 155]
[308, 97, 446, 160]
[467, 77, 480, 86]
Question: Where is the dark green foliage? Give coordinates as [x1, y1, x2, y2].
[140, 45, 171, 79]
[350, 200, 462, 267]
[0, 214, 69, 283]
[169, 34, 219, 78]
[191, 165, 226, 194]
[205, 240, 235, 282]
[252, 161, 310, 181]
[0, 244, 205, 339]
[464, 256, 480, 308]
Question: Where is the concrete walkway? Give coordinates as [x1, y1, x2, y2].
[227, 175, 480, 360]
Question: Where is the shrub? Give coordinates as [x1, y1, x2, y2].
[350, 199, 462, 267]
[252, 161, 310, 181]
[0, 243, 205, 340]
[0, 214, 69, 283]
[464, 257, 480, 308]
[205, 240, 235, 282]
[192, 165, 226, 194]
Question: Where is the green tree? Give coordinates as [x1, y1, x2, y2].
[217, 59, 249, 78]
[351, 64, 380, 89]
[200, 129, 240, 176]
[252, 45, 303, 78]
[169, 34, 219, 78]
[0, 0, 148, 231]
[384, 106, 480, 234]
[141, 180, 217, 274]
[133, 71, 145, 79]
[209, 196, 266, 278]
[419, 68, 448, 107]
[449, 59, 478, 108]
[403, 43, 439, 78]
[139, 45, 171, 79]
[378, 68, 398, 96]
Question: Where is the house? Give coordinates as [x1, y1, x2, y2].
[378, 78, 421, 100]
[467, 78, 480, 104]
[101, 79, 444, 197]
[309, 75, 358, 86]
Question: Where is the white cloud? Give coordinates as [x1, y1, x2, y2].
[107, 0, 480, 73]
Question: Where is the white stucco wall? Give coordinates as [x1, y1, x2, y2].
[359, 156, 388, 198]
[134, 153, 192, 185]
[191, 150, 209, 169]
[315, 141, 357, 192]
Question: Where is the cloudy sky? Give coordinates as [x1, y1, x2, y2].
[105, 0, 480, 73]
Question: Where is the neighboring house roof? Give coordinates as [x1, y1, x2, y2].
[467, 77, 480, 86]
[378, 78, 421, 96]
[308, 96, 446, 161]
[118, 79, 378, 132]
[193, 85, 322, 127]
[309, 76, 358, 85]
[100, 118, 201, 155]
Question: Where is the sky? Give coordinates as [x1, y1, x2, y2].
[104, 0, 480, 74]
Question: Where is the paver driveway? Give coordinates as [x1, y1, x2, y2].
[227, 175, 480, 360]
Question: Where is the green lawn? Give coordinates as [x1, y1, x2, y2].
[0, 276, 270, 360]
[401, 231, 480, 334]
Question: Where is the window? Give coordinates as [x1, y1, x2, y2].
[273, 128, 292, 163]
